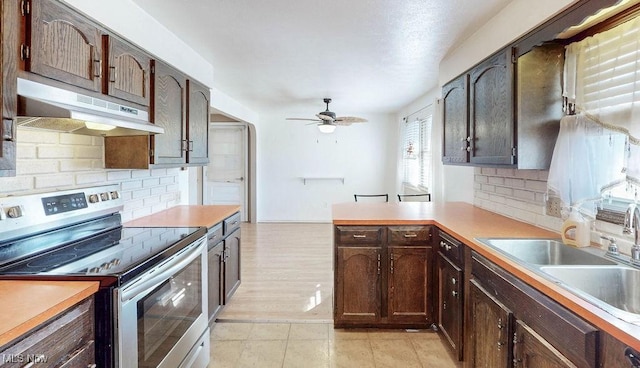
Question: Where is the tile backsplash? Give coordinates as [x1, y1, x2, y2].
[0, 129, 182, 222]
[473, 167, 636, 255]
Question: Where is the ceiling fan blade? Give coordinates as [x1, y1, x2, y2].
[286, 118, 322, 122]
[316, 114, 334, 121]
[335, 116, 368, 123]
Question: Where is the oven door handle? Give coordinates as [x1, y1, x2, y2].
[121, 237, 205, 302]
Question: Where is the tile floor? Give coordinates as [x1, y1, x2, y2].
[209, 321, 460, 368]
[209, 223, 460, 367]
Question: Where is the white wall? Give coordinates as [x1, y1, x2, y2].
[255, 108, 397, 222]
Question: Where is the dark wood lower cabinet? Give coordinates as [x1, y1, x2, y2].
[470, 280, 513, 368]
[388, 246, 432, 324]
[0, 297, 95, 367]
[513, 320, 577, 368]
[333, 225, 433, 328]
[334, 246, 381, 324]
[208, 241, 224, 322]
[438, 252, 463, 360]
[224, 227, 241, 303]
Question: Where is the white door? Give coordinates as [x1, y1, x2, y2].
[204, 124, 247, 220]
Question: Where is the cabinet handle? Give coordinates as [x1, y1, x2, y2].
[188, 140, 194, 152]
[390, 253, 394, 274]
[451, 277, 457, 285]
[377, 253, 381, 275]
[466, 146, 472, 152]
[445, 244, 452, 251]
[443, 301, 447, 310]
[497, 341, 505, 349]
[109, 66, 117, 82]
[353, 234, 367, 238]
[497, 318, 504, 329]
[403, 233, 417, 238]
[451, 290, 458, 297]
[440, 241, 446, 247]
[181, 139, 189, 152]
[93, 59, 102, 78]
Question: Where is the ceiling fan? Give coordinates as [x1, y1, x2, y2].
[286, 98, 368, 133]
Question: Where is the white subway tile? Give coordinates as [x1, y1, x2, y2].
[476, 191, 490, 200]
[38, 146, 74, 159]
[107, 170, 132, 181]
[481, 168, 497, 176]
[151, 168, 168, 177]
[481, 184, 496, 193]
[17, 129, 59, 144]
[16, 160, 58, 175]
[505, 178, 525, 188]
[76, 172, 108, 185]
[489, 194, 506, 204]
[159, 176, 175, 185]
[475, 175, 488, 184]
[495, 186, 513, 196]
[496, 168, 515, 177]
[0, 177, 34, 194]
[151, 186, 166, 196]
[132, 188, 151, 199]
[513, 189, 535, 201]
[488, 176, 505, 185]
[75, 146, 103, 159]
[525, 180, 548, 192]
[143, 178, 160, 188]
[143, 195, 161, 207]
[60, 159, 94, 172]
[17, 145, 37, 159]
[132, 170, 152, 179]
[34, 174, 75, 189]
[59, 134, 93, 145]
[121, 180, 143, 190]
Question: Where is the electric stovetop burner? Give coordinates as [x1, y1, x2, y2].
[25, 253, 78, 271]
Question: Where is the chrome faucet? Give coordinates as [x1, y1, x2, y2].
[623, 203, 640, 265]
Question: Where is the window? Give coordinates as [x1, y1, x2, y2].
[400, 105, 433, 191]
[561, 13, 640, 217]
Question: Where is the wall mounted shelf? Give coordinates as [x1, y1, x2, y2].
[300, 177, 345, 185]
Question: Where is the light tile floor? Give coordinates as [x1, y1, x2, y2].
[209, 322, 460, 368]
[209, 223, 460, 367]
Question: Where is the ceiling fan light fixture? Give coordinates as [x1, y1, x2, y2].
[317, 123, 336, 134]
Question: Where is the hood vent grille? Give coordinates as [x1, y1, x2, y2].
[16, 78, 164, 137]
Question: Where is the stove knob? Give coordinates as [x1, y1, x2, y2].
[101, 262, 111, 270]
[110, 258, 120, 267]
[6, 206, 23, 218]
[110, 191, 120, 199]
[88, 267, 101, 274]
[100, 192, 110, 201]
[88, 194, 100, 203]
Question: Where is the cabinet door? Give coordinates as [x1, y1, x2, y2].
[0, 0, 18, 177]
[442, 75, 469, 164]
[208, 241, 224, 322]
[223, 228, 241, 304]
[335, 247, 381, 323]
[599, 332, 640, 368]
[28, 0, 102, 92]
[438, 253, 463, 360]
[387, 246, 432, 324]
[151, 60, 187, 165]
[513, 320, 577, 368]
[470, 280, 512, 368]
[103, 35, 151, 106]
[187, 79, 210, 164]
[469, 49, 515, 165]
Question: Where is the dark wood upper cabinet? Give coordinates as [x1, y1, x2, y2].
[0, 0, 18, 177]
[102, 35, 151, 107]
[469, 49, 514, 166]
[186, 79, 210, 165]
[441, 44, 563, 169]
[151, 59, 187, 165]
[25, 0, 102, 93]
[442, 75, 469, 164]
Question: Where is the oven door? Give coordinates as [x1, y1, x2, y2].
[117, 236, 208, 368]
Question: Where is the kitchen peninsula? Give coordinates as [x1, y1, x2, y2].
[333, 201, 640, 367]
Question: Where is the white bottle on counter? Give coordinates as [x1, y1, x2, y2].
[561, 209, 591, 247]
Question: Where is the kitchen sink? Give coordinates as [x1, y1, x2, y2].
[475, 238, 617, 266]
[540, 265, 640, 323]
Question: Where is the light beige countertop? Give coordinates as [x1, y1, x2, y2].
[0, 280, 99, 347]
[125, 205, 240, 228]
[332, 201, 640, 350]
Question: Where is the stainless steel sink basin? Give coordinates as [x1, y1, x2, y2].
[540, 265, 640, 323]
[476, 238, 617, 266]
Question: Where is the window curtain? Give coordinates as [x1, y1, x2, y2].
[549, 15, 640, 216]
[400, 105, 433, 190]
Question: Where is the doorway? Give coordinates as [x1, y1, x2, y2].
[204, 123, 249, 220]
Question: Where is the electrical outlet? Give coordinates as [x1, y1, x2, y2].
[546, 195, 562, 218]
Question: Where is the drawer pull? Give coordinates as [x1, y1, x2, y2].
[403, 233, 418, 238]
[451, 277, 457, 285]
[452, 290, 458, 297]
[440, 241, 446, 247]
[353, 234, 367, 238]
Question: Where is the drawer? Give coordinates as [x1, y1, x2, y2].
[438, 230, 463, 265]
[223, 213, 241, 235]
[0, 297, 94, 368]
[335, 226, 383, 245]
[208, 223, 223, 248]
[59, 340, 95, 368]
[388, 226, 432, 245]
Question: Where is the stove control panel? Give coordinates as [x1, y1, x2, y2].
[0, 184, 123, 241]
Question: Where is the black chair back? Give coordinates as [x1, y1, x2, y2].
[397, 194, 431, 202]
[354, 194, 389, 202]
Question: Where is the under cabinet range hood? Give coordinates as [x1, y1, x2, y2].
[16, 78, 164, 137]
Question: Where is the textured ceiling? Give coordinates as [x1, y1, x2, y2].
[131, 0, 513, 116]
